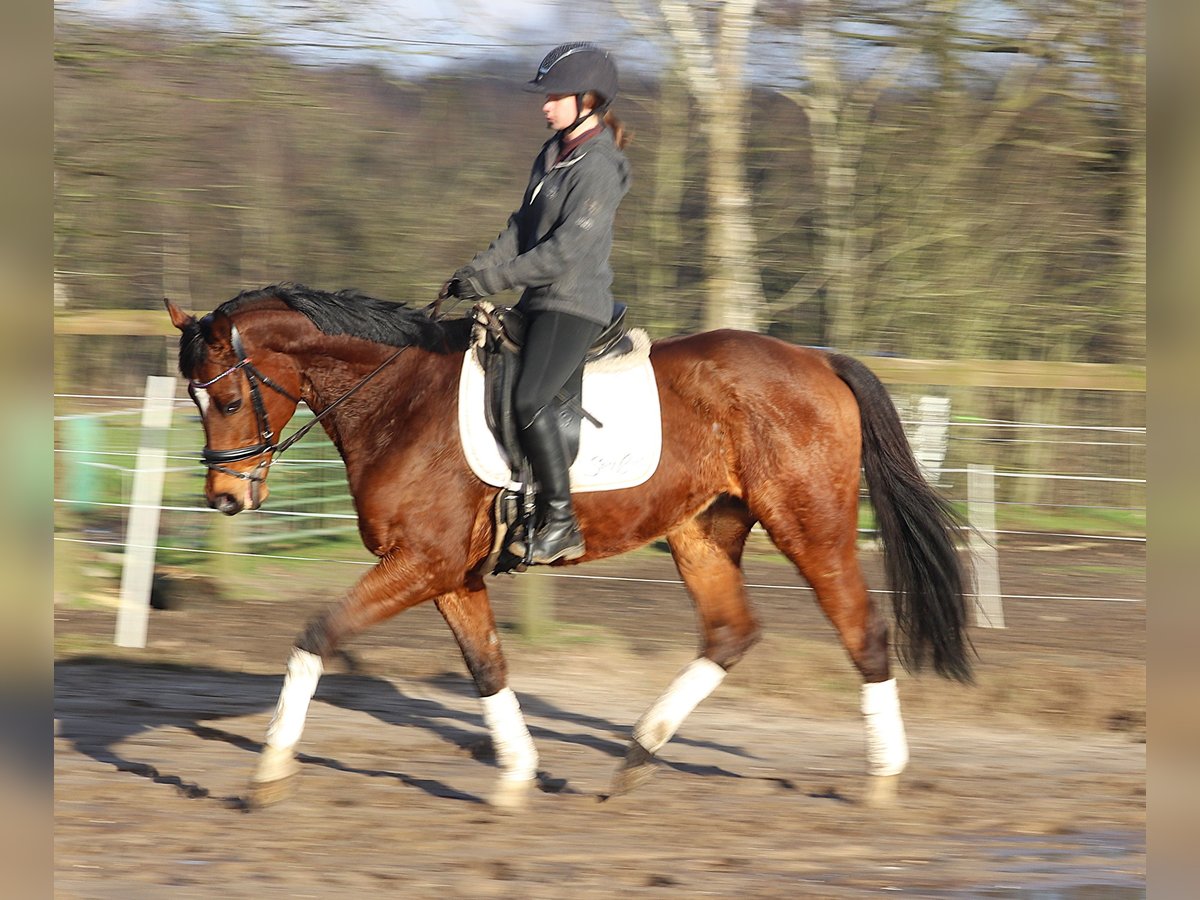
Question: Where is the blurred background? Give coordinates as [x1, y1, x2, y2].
[48, 5, 1151, 891]
[53, 0, 1144, 595]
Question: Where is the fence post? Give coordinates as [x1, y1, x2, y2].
[914, 395, 951, 483]
[115, 376, 177, 648]
[518, 573, 555, 642]
[208, 510, 241, 581]
[967, 463, 1005, 628]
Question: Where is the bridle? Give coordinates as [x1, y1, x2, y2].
[189, 321, 406, 505]
[188, 323, 298, 505]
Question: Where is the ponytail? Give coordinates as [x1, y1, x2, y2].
[583, 90, 632, 149]
[604, 110, 632, 150]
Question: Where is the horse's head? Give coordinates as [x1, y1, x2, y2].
[167, 298, 303, 514]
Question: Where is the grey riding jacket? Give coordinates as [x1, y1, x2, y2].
[466, 126, 630, 327]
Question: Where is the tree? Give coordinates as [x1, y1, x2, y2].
[763, 0, 1143, 359]
[769, 0, 921, 351]
[613, 0, 766, 331]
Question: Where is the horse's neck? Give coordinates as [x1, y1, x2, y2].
[301, 347, 454, 467]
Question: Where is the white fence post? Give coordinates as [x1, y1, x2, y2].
[968, 463, 1005, 628]
[115, 376, 177, 648]
[913, 395, 951, 484]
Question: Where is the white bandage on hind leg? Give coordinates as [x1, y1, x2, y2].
[265, 648, 323, 751]
[633, 657, 727, 755]
[861, 678, 909, 776]
[481, 688, 539, 783]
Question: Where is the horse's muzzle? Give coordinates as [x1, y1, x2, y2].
[205, 463, 271, 514]
[209, 492, 245, 516]
[208, 481, 269, 515]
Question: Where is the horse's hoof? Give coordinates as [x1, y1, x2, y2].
[247, 747, 299, 809]
[246, 773, 298, 809]
[488, 778, 534, 812]
[863, 773, 900, 807]
[606, 740, 659, 798]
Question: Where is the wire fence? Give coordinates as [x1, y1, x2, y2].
[53, 387, 1146, 605]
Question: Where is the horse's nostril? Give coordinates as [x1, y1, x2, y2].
[209, 493, 243, 516]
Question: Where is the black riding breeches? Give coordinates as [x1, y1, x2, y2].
[513, 310, 604, 429]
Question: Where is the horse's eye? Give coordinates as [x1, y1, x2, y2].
[224, 399, 243, 415]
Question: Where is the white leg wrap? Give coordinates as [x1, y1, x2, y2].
[861, 678, 909, 777]
[265, 649, 323, 752]
[481, 688, 538, 783]
[633, 657, 727, 755]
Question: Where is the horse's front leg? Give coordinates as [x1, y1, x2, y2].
[250, 644, 323, 806]
[436, 583, 539, 811]
[248, 558, 447, 808]
[609, 506, 761, 797]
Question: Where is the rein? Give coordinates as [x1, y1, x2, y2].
[273, 343, 407, 456]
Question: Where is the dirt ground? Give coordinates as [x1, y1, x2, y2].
[54, 537, 1145, 898]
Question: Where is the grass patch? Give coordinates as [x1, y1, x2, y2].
[57, 594, 118, 612]
[1032, 561, 1145, 578]
[1071, 563, 1145, 575]
[992, 503, 1144, 538]
[54, 633, 119, 658]
[853, 499, 1142, 543]
[501, 620, 623, 647]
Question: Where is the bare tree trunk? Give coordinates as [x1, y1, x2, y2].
[621, 0, 765, 331]
[790, 0, 920, 351]
[1100, 3, 1146, 360]
[645, 69, 689, 332]
[698, 0, 762, 331]
[701, 87, 761, 331]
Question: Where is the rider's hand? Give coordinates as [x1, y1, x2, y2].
[446, 266, 485, 302]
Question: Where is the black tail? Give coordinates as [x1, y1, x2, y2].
[829, 354, 974, 682]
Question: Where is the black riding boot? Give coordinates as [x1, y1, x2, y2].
[511, 408, 585, 564]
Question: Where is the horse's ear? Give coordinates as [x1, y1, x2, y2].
[165, 298, 195, 331]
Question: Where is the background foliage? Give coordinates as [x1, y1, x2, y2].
[52, 2, 1145, 556]
[54, 3, 1144, 368]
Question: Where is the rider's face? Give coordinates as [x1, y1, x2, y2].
[543, 93, 591, 131]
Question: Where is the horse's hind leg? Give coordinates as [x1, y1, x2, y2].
[610, 496, 760, 796]
[813, 548, 907, 806]
[760, 507, 907, 806]
[435, 582, 538, 811]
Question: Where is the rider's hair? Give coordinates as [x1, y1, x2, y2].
[583, 91, 631, 149]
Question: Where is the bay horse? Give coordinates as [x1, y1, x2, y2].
[166, 283, 972, 810]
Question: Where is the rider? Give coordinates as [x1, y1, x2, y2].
[441, 42, 631, 565]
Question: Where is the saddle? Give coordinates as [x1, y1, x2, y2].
[469, 300, 633, 575]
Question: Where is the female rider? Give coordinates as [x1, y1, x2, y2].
[441, 42, 631, 565]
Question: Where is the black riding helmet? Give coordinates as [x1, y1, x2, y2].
[523, 42, 619, 132]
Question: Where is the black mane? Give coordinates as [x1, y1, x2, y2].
[179, 283, 472, 377]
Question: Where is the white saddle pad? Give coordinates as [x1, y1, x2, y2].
[457, 330, 662, 492]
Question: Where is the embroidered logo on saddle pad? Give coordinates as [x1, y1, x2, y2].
[457, 330, 662, 492]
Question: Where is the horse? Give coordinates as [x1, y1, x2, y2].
[165, 283, 972, 810]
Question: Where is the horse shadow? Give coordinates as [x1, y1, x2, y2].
[53, 655, 757, 810]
